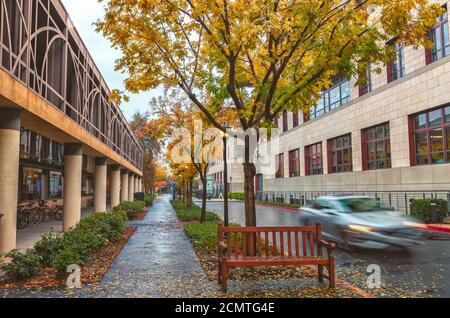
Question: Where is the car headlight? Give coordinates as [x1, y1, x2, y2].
[348, 224, 374, 233]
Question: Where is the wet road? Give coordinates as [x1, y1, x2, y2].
[197, 200, 450, 297]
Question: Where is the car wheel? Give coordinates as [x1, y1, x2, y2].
[339, 232, 355, 252]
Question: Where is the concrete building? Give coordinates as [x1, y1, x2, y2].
[208, 1, 450, 211]
[0, 0, 143, 253]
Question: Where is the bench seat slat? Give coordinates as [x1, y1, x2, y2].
[225, 256, 328, 267]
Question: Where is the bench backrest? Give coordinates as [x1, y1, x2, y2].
[218, 224, 323, 258]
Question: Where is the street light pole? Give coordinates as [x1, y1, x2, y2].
[222, 124, 230, 226]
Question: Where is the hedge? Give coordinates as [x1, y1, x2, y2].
[1, 210, 128, 280]
[113, 200, 145, 219]
[410, 199, 448, 224]
[228, 192, 244, 200]
[171, 200, 220, 222]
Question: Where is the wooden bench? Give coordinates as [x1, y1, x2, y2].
[217, 223, 336, 292]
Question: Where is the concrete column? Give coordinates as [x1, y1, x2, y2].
[41, 171, 49, 200]
[128, 172, 135, 201]
[63, 143, 83, 231]
[110, 165, 121, 208]
[134, 176, 139, 193]
[94, 157, 107, 212]
[120, 169, 129, 202]
[138, 177, 142, 192]
[0, 108, 20, 254]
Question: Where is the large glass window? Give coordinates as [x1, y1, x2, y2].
[329, 134, 353, 173]
[275, 153, 284, 178]
[282, 111, 288, 132]
[388, 42, 405, 82]
[428, 8, 449, 63]
[359, 65, 373, 96]
[310, 76, 350, 120]
[412, 106, 450, 165]
[363, 123, 391, 170]
[305, 143, 323, 175]
[288, 149, 300, 177]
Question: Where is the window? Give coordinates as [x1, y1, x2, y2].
[328, 134, 353, 173]
[282, 111, 288, 132]
[359, 65, 372, 96]
[305, 143, 323, 175]
[387, 41, 405, 82]
[310, 76, 350, 120]
[293, 112, 299, 128]
[411, 106, 450, 165]
[275, 153, 284, 178]
[288, 149, 300, 177]
[427, 7, 449, 64]
[363, 123, 391, 170]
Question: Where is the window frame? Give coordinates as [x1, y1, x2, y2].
[328, 134, 353, 174]
[275, 153, 285, 178]
[387, 41, 405, 83]
[288, 148, 300, 177]
[305, 142, 323, 176]
[427, 7, 449, 64]
[410, 105, 450, 166]
[362, 123, 392, 171]
[309, 76, 350, 120]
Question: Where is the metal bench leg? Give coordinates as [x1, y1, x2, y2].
[318, 265, 324, 284]
[221, 263, 228, 292]
[328, 256, 335, 288]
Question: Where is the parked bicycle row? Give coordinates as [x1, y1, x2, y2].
[16, 200, 64, 229]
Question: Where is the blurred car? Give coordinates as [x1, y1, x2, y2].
[300, 196, 424, 250]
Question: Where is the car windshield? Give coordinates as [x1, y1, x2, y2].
[339, 198, 383, 213]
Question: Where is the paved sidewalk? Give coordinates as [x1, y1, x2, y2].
[0, 195, 217, 298]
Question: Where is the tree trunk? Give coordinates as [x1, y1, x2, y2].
[200, 175, 207, 223]
[243, 135, 257, 256]
[187, 178, 193, 209]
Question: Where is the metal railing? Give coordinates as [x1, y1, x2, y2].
[257, 190, 450, 214]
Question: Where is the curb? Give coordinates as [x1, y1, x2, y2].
[255, 202, 300, 211]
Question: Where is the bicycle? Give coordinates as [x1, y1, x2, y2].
[16, 202, 31, 229]
[39, 200, 63, 221]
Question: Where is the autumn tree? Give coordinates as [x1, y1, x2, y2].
[97, 0, 442, 227]
[154, 90, 228, 222]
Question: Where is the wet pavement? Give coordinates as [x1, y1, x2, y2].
[199, 200, 450, 298]
[0, 195, 217, 298]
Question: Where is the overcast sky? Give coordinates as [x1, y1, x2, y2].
[61, 0, 160, 120]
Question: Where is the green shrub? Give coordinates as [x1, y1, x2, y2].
[228, 192, 245, 200]
[256, 200, 300, 209]
[51, 247, 82, 278]
[144, 195, 155, 206]
[113, 200, 145, 219]
[185, 222, 241, 251]
[410, 199, 448, 223]
[33, 232, 64, 267]
[0, 249, 43, 280]
[62, 228, 107, 263]
[171, 200, 220, 222]
[77, 212, 126, 243]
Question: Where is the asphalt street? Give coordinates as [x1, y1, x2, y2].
[197, 200, 450, 297]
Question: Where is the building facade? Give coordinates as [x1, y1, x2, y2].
[0, 0, 144, 253]
[208, 0, 450, 210]
[260, 0, 450, 208]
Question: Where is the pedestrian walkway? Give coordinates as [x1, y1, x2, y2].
[0, 195, 218, 298]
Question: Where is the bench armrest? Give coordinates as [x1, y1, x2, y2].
[218, 242, 228, 258]
[319, 239, 336, 256]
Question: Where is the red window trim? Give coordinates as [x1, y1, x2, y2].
[361, 122, 391, 171]
[426, 5, 449, 65]
[282, 111, 288, 132]
[288, 148, 300, 177]
[305, 142, 323, 176]
[293, 112, 299, 128]
[410, 105, 450, 166]
[327, 134, 353, 174]
[275, 153, 284, 178]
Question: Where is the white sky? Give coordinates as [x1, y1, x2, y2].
[61, 0, 160, 120]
